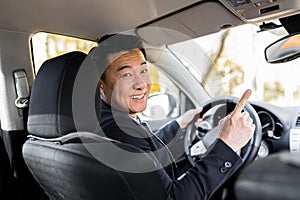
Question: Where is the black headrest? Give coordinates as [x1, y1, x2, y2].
[28, 51, 102, 138]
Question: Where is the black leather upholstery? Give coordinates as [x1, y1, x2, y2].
[23, 51, 168, 200]
[27, 51, 100, 138]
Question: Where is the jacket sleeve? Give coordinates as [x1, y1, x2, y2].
[155, 120, 182, 145]
[158, 139, 243, 200]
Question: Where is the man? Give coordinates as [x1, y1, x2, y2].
[96, 33, 255, 200]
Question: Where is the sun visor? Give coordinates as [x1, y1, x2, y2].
[136, 1, 242, 45]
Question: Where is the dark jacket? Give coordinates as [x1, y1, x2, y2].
[100, 101, 243, 200]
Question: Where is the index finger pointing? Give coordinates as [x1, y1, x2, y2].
[231, 89, 252, 116]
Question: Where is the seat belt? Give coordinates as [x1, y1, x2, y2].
[2, 70, 30, 177]
[14, 70, 30, 109]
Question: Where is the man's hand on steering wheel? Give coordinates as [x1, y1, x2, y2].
[176, 107, 203, 129]
[183, 88, 261, 165]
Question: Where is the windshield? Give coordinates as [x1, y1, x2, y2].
[169, 23, 300, 107]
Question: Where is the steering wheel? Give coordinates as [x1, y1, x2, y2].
[184, 96, 262, 165]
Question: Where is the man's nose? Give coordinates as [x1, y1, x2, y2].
[133, 75, 148, 89]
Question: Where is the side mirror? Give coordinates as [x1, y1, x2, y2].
[142, 93, 176, 118]
[265, 32, 300, 63]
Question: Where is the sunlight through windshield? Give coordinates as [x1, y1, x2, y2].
[171, 24, 300, 106]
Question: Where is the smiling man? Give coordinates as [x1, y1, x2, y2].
[100, 49, 151, 118]
[96, 33, 255, 200]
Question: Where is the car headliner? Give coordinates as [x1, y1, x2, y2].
[2, 0, 300, 42]
[0, 0, 201, 41]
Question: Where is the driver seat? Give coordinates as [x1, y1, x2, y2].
[22, 51, 168, 200]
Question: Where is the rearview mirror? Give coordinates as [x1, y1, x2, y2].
[265, 32, 300, 63]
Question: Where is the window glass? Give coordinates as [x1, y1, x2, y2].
[169, 23, 300, 106]
[31, 32, 98, 73]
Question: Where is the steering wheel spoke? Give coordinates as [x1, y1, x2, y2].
[190, 140, 207, 156]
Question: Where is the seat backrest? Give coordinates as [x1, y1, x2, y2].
[22, 51, 168, 200]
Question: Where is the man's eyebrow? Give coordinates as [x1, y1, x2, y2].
[117, 65, 131, 72]
[117, 62, 147, 72]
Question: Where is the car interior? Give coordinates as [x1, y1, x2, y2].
[0, 0, 300, 200]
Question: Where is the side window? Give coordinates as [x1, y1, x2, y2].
[31, 32, 98, 73]
[140, 64, 180, 127]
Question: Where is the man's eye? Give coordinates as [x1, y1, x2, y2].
[141, 69, 148, 74]
[122, 73, 132, 79]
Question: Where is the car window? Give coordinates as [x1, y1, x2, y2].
[31, 32, 98, 73]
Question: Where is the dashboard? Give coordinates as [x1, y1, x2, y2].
[251, 101, 300, 157]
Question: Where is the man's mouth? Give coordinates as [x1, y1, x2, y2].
[130, 93, 145, 100]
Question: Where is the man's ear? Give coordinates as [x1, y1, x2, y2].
[99, 80, 105, 94]
[99, 80, 107, 101]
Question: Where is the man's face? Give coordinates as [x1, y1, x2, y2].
[100, 49, 151, 117]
